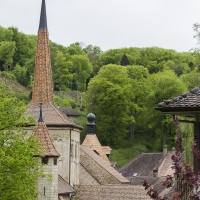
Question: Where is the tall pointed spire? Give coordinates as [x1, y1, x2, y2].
[32, 0, 54, 104]
[26, 0, 82, 127]
[39, 0, 48, 30]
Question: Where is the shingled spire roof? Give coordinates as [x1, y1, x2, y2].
[26, 0, 82, 129]
[33, 105, 60, 157]
[39, 0, 47, 30]
[32, 0, 53, 104]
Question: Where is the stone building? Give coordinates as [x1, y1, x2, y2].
[33, 105, 60, 200]
[24, 0, 81, 191]
[118, 150, 175, 199]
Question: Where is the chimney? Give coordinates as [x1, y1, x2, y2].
[153, 168, 158, 177]
[163, 144, 168, 157]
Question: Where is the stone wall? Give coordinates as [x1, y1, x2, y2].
[25, 126, 80, 186]
[37, 157, 58, 200]
[80, 148, 121, 185]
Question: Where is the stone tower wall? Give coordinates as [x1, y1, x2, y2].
[37, 157, 58, 200]
[25, 126, 80, 186]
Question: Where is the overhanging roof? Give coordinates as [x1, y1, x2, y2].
[156, 87, 200, 116]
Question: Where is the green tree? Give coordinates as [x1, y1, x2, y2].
[0, 84, 43, 200]
[54, 51, 73, 91]
[83, 44, 102, 55]
[70, 54, 93, 91]
[126, 65, 150, 140]
[0, 26, 14, 42]
[83, 45, 102, 76]
[120, 54, 130, 66]
[0, 41, 16, 70]
[13, 64, 28, 85]
[86, 64, 134, 148]
[180, 69, 200, 90]
[67, 42, 85, 56]
[141, 70, 187, 149]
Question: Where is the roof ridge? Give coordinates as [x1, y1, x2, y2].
[80, 163, 101, 184]
[80, 145, 129, 183]
[82, 134, 110, 163]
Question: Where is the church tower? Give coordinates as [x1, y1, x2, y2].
[25, 0, 81, 186]
[33, 105, 59, 200]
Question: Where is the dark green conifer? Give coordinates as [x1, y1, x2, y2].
[120, 54, 130, 66]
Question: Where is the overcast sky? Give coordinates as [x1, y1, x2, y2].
[1, 0, 200, 52]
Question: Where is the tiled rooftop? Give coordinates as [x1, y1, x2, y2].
[73, 185, 152, 200]
[119, 153, 164, 177]
[58, 175, 75, 194]
[33, 121, 59, 157]
[80, 145, 130, 184]
[82, 134, 110, 163]
[101, 146, 112, 155]
[26, 102, 82, 129]
[156, 87, 200, 112]
[60, 108, 79, 117]
[79, 164, 100, 185]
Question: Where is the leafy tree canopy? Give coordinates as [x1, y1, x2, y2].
[0, 83, 43, 200]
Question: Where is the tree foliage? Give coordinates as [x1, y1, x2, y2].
[86, 64, 134, 147]
[0, 24, 199, 160]
[0, 84, 43, 199]
[86, 66, 187, 150]
[120, 54, 130, 66]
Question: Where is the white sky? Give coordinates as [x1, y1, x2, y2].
[1, 0, 200, 52]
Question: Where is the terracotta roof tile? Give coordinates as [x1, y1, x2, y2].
[82, 134, 110, 163]
[74, 185, 152, 200]
[33, 120, 59, 157]
[156, 87, 200, 112]
[101, 146, 112, 155]
[26, 102, 82, 129]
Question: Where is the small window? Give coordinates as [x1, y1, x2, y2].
[42, 157, 48, 164]
[70, 143, 74, 156]
[53, 158, 57, 165]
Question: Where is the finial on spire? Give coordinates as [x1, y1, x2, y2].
[38, 103, 44, 122]
[87, 112, 96, 134]
[39, 0, 48, 30]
